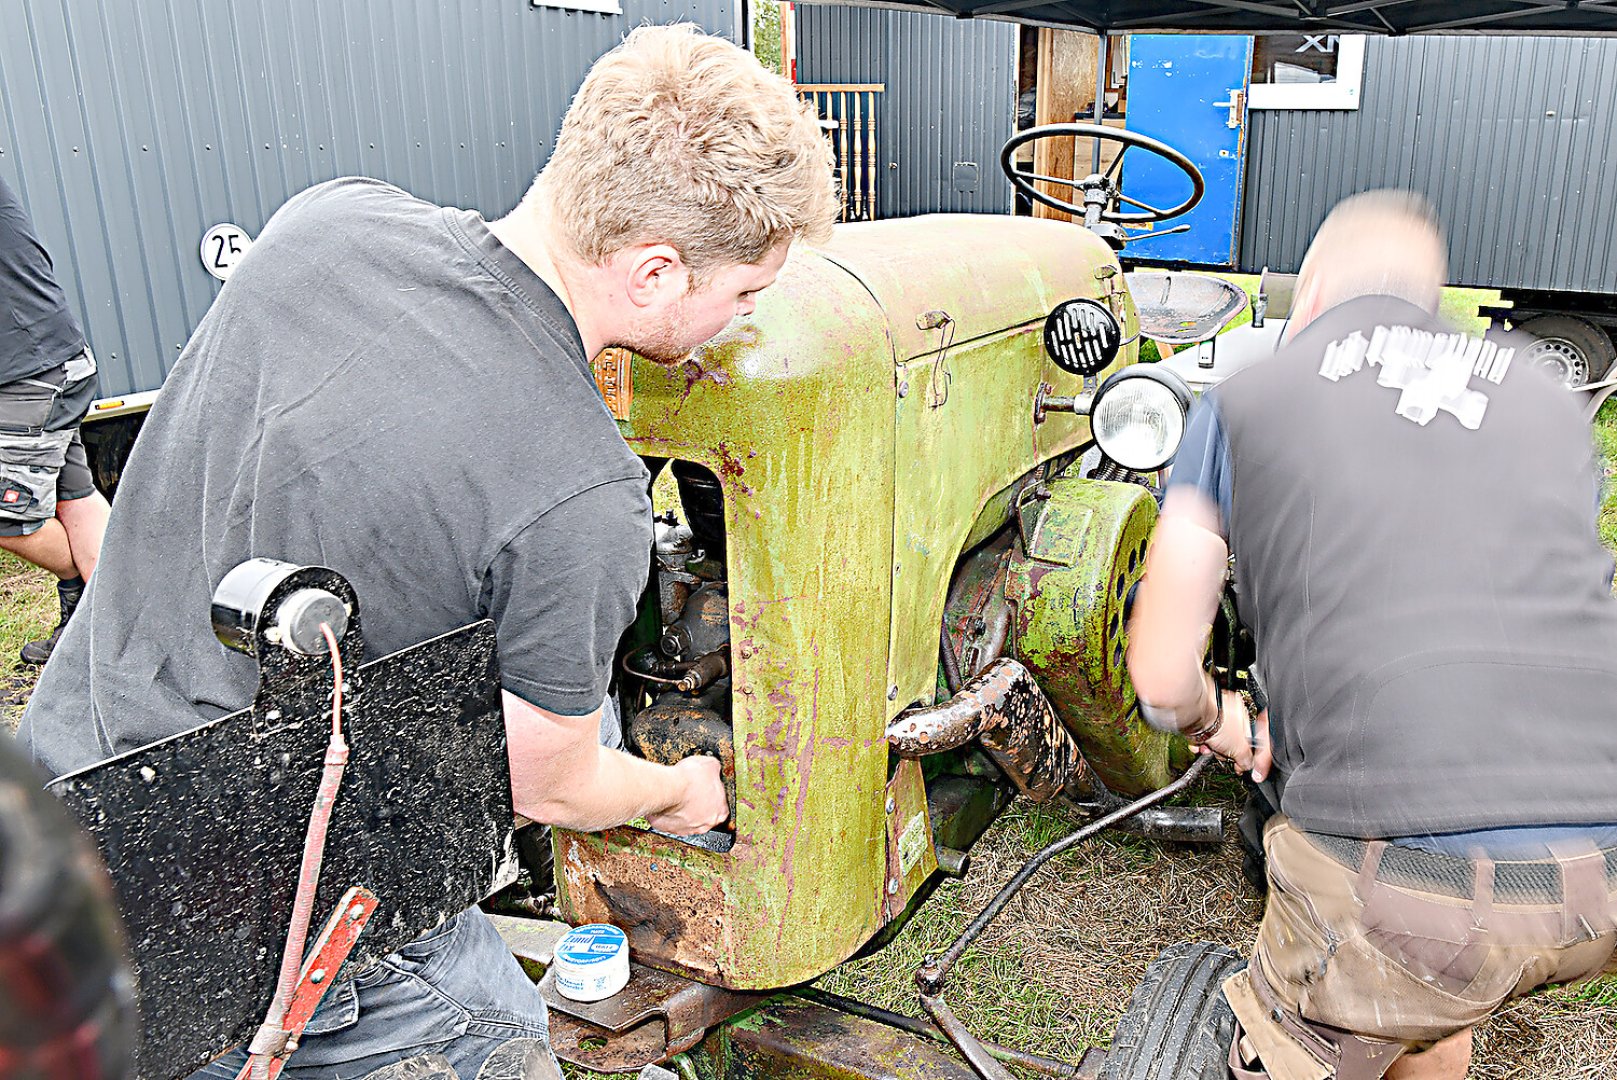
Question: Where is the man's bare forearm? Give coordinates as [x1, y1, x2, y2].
[1127, 492, 1229, 730]
[502, 690, 727, 834]
[520, 742, 689, 832]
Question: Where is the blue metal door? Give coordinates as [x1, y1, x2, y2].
[1121, 34, 1252, 266]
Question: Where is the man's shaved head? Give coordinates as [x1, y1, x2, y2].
[1293, 190, 1448, 323]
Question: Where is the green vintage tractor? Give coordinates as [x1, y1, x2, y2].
[515, 127, 1253, 1080]
[48, 127, 1254, 1080]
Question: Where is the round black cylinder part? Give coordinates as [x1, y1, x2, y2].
[671, 459, 727, 564]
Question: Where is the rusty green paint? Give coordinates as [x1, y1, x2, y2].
[557, 244, 895, 989]
[1005, 478, 1183, 796]
[861, 219, 1139, 717]
[556, 215, 1142, 990]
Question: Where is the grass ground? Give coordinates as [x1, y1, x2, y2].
[0, 550, 57, 732]
[1, 299, 1613, 1075]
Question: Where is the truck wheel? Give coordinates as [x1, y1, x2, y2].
[1517, 315, 1615, 388]
[1099, 941, 1246, 1080]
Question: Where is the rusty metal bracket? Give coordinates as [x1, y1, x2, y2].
[254, 887, 378, 1080]
[917, 309, 956, 408]
[887, 658, 1095, 804]
[541, 961, 765, 1072]
[913, 756, 1215, 1080]
[716, 996, 978, 1080]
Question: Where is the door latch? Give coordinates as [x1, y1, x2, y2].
[1213, 88, 1246, 130]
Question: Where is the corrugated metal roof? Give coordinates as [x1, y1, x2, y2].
[800, 0, 1617, 37]
[0, 0, 740, 399]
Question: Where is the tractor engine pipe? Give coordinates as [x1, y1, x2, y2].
[887, 658, 1098, 803]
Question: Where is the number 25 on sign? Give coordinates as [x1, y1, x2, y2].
[200, 223, 254, 282]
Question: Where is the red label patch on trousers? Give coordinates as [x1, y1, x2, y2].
[3, 490, 19, 504]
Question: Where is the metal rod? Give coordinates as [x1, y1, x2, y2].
[1406, 2, 1561, 31]
[1014, 167, 1082, 188]
[1324, 0, 1420, 14]
[1091, 34, 1107, 175]
[1103, 142, 1129, 182]
[918, 755, 1214, 991]
[1114, 191, 1167, 215]
[940, 620, 964, 695]
[1111, 4, 1365, 29]
[919, 992, 1018, 1080]
[798, 989, 1078, 1078]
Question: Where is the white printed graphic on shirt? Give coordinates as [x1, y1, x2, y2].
[1318, 326, 1514, 430]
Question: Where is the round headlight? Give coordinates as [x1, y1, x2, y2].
[1091, 365, 1194, 472]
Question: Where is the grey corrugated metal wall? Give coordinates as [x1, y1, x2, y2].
[1240, 35, 1617, 293]
[0, 0, 740, 400]
[795, 4, 1016, 219]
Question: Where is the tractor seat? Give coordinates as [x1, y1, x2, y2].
[1124, 271, 1250, 345]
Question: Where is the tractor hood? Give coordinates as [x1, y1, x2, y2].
[816, 214, 1128, 361]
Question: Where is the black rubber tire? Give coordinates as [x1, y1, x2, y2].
[1517, 315, 1616, 388]
[1099, 941, 1247, 1080]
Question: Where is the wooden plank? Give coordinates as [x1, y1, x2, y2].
[1031, 29, 1098, 222]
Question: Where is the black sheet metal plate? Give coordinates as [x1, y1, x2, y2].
[50, 620, 517, 1080]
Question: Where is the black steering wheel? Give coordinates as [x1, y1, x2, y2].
[1000, 124, 1204, 248]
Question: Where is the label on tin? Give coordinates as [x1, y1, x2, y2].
[557, 924, 626, 966]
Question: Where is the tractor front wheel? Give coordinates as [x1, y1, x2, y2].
[1099, 941, 1246, 1080]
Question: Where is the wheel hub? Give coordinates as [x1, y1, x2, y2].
[1524, 337, 1590, 389]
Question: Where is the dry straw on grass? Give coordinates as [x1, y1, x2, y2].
[819, 781, 1616, 1077]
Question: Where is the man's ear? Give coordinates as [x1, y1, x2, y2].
[624, 244, 687, 308]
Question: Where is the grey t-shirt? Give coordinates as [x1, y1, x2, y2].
[19, 178, 651, 777]
[0, 174, 87, 385]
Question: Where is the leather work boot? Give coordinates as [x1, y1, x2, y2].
[20, 576, 84, 666]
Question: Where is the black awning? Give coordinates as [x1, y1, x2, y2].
[805, 0, 1617, 36]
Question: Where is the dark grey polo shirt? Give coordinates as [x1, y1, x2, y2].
[20, 178, 651, 776]
[1175, 296, 1617, 840]
[0, 174, 87, 385]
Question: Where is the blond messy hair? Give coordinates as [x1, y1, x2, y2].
[534, 24, 839, 280]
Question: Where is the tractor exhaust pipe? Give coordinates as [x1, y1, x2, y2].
[887, 658, 1098, 803]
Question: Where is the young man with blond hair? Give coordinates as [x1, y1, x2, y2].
[1129, 191, 1617, 1080]
[20, 25, 836, 1079]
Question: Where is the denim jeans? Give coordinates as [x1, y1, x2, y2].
[190, 907, 553, 1080]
